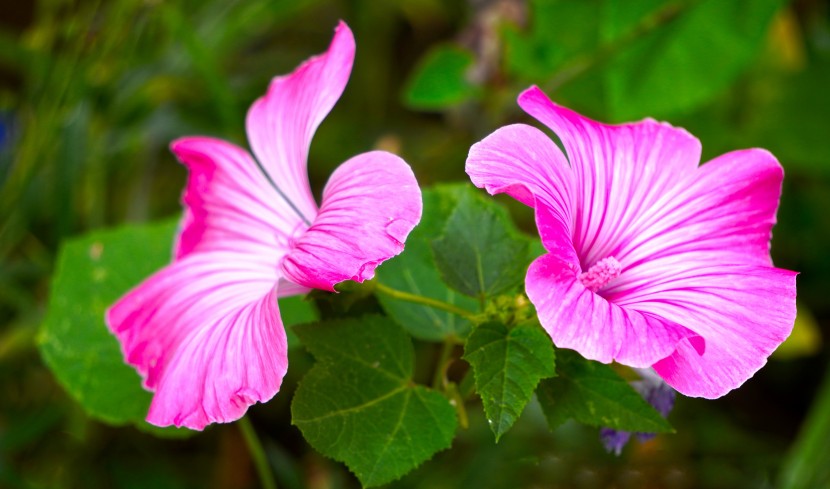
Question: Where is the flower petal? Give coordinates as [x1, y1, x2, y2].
[604, 149, 784, 300]
[518, 86, 703, 269]
[592, 148, 797, 396]
[280, 151, 422, 291]
[106, 252, 287, 429]
[466, 123, 578, 264]
[171, 136, 304, 262]
[644, 265, 797, 398]
[245, 21, 355, 222]
[525, 253, 700, 367]
[466, 123, 574, 216]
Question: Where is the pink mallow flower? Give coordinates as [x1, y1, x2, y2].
[466, 86, 797, 398]
[106, 22, 422, 430]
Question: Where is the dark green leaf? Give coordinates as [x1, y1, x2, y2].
[375, 184, 478, 341]
[603, 0, 785, 120]
[279, 295, 319, 350]
[463, 321, 555, 441]
[292, 316, 457, 487]
[38, 219, 189, 436]
[745, 58, 830, 175]
[778, 361, 830, 489]
[431, 191, 530, 299]
[503, 0, 600, 82]
[403, 44, 479, 110]
[537, 350, 673, 433]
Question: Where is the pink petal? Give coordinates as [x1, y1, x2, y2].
[245, 21, 355, 223]
[597, 149, 795, 397]
[470, 89, 796, 397]
[171, 137, 305, 262]
[518, 86, 703, 268]
[466, 123, 578, 264]
[643, 265, 798, 398]
[604, 149, 784, 299]
[526, 253, 700, 367]
[280, 151, 422, 291]
[466, 123, 574, 214]
[106, 252, 288, 430]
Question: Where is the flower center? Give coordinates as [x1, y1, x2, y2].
[579, 256, 622, 292]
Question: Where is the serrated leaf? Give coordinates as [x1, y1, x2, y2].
[403, 44, 479, 110]
[376, 184, 478, 341]
[291, 315, 457, 487]
[38, 219, 189, 436]
[431, 191, 530, 299]
[537, 350, 673, 433]
[463, 321, 555, 441]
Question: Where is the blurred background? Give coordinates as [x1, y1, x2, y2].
[2, 0, 830, 488]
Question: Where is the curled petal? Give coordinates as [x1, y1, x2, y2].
[246, 21, 355, 222]
[106, 252, 288, 430]
[526, 253, 700, 368]
[171, 136, 304, 260]
[518, 86, 703, 268]
[466, 123, 574, 219]
[466, 123, 579, 265]
[640, 265, 797, 398]
[281, 151, 422, 291]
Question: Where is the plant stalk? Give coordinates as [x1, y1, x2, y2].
[238, 416, 277, 489]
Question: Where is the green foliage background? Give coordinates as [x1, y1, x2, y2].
[2, 0, 830, 488]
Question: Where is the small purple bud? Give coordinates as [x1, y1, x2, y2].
[600, 427, 632, 456]
[600, 369, 676, 454]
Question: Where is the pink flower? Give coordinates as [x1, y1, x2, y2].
[106, 22, 422, 429]
[466, 86, 797, 398]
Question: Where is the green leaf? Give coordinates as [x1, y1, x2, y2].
[292, 315, 457, 487]
[279, 295, 319, 350]
[603, 0, 785, 120]
[537, 350, 673, 433]
[403, 44, 479, 110]
[431, 191, 530, 299]
[779, 361, 830, 489]
[745, 58, 830, 175]
[38, 219, 189, 436]
[503, 0, 600, 82]
[463, 321, 556, 441]
[504, 0, 783, 119]
[376, 184, 478, 341]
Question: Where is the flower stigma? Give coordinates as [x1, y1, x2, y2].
[579, 256, 622, 292]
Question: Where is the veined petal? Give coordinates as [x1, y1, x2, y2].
[518, 86, 702, 269]
[525, 253, 700, 367]
[281, 151, 422, 291]
[245, 21, 355, 222]
[466, 123, 574, 218]
[106, 252, 287, 430]
[642, 265, 798, 398]
[466, 123, 578, 265]
[171, 137, 303, 260]
[605, 149, 783, 286]
[598, 148, 795, 395]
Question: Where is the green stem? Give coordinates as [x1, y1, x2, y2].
[432, 340, 456, 390]
[238, 416, 277, 489]
[0, 325, 36, 360]
[458, 368, 477, 401]
[778, 360, 830, 489]
[374, 282, 476, 321]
